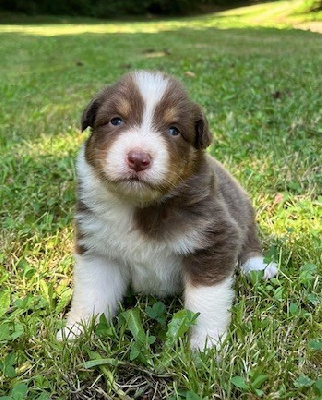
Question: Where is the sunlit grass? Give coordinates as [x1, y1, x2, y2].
[0, 0, 321, 37]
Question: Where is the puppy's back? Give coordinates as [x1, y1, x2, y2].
[207, 155, 258, 249]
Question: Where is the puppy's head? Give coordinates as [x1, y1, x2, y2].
[82, 71, 212, 205]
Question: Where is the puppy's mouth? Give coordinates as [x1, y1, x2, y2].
[126, 176, 141, 182]
[118, 169, 154, 184]
[117, 176, 155, 189]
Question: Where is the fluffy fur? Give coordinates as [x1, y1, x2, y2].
[57, 70, 277, 348]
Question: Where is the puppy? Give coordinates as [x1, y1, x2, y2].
[57, 71, 277, 349]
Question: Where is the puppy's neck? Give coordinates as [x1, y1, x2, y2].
[133, 154, 215, 239]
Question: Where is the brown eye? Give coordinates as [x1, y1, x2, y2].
[168, 126, 180, 136]
[110, 117, 123, 126]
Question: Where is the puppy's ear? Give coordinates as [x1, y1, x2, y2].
[193, 104, 213, 150]
[81, 97, 100, 132]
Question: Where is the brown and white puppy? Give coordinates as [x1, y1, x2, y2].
[57, 71, 277, 349]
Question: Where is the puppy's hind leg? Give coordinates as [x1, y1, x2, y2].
[241, 255, 278, 279]
[57, 253, 130, 340]
[239, 224, 277, 279]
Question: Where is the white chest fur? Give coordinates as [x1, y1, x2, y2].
[78, 209, 183, 296]
[77, 151, 183, 296]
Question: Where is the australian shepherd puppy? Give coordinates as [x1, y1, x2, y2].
[57, 71, 277, 349]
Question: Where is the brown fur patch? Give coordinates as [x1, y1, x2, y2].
[74, 200, 91, 254]
[74, 223, 86, 255]
[238, 223, 262, 265]
[151, 76, 209, 192]
[134, 155, 241, 286]
[117, 98, 131, 117]
[83, 73, 144, 180]
[134, 154, 263, 286]
[163, 107, 178, 123]
[183, 212, 240, 286]
[134, 153, 210, 241]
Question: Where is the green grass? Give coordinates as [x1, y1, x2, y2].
[0, 1, 321, 399]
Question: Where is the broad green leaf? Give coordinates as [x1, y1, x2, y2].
[0, 323, 11, 341]
[166, 309, 199, 345]
[307, 293, 319, 305]
[55, 288, 72, 314]
[294, 375, 314, 388]
[230, 376, 249, 390]
[299, 264, 317, 286]
[98, 313, 108, 326]
[10, 383, 28, 400]
[4, 352, 16, 378]
[254, 388, 263, 397]
[146, 302, 166, 325]
[129, 341, 148, 364]
[14, 295, 33, 312]
[130, 343, 141, 361]
[251, 374, 268, 389]
[248, 270, 264, 285]
[87, 350, 104, 361]
[22, 265, 36, 279]
[309, 339, 322, 350]
[186, 391, 202, 400]
[95, 314, 113, 338]
[153, 301, 166, 315]
[11, 323, 24, 340]
[148, 335, 156, 344]
[121, 308, 146, 343]
[273, 287, 284, 301]
[146, 302, 166, 318]
[0, 290, 10, 318]
[314, 378, 322, 395]
[37, 394, 50, 400]
[84, 358, 118, 369]
[4, 363, 15, 378]
[289, 303, 299, 315]
[299, 264, 317, 274]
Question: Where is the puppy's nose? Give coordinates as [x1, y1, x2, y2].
[127, 150, 151, 172]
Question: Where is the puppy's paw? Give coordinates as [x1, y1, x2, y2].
[57, 323, 84, 341]
[189, 329, 225, 351]
[263, 261, 278, 279]
[242, 256, 278, 279]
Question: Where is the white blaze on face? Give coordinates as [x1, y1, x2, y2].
[104, 71, 170, 186]
[134, 70, 168, 133]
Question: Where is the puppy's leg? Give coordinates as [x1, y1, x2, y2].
[57, 253, 129, 340]
[185, 276, 235, 351]
[182, 213, 239, 350]
[239, 224, 277, 279]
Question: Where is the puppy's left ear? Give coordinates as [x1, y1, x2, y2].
[81, 97, 100, 132]
[193, 104, 213, 150]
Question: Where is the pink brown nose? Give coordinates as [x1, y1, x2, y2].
[127, 150, 151, 172]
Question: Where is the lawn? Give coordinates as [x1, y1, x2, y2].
[0, 1, 321, 399]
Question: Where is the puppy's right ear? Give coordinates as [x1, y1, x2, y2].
[81, 97, 100, 131]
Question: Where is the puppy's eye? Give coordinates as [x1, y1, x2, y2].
[110, 117, 123, 126]
[168, 126, 180, 136]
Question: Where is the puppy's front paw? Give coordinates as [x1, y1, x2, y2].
[189, 329, 225, 351]
[57, 323, 84, 341]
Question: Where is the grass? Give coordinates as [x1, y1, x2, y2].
[0, 0, 321, 398]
